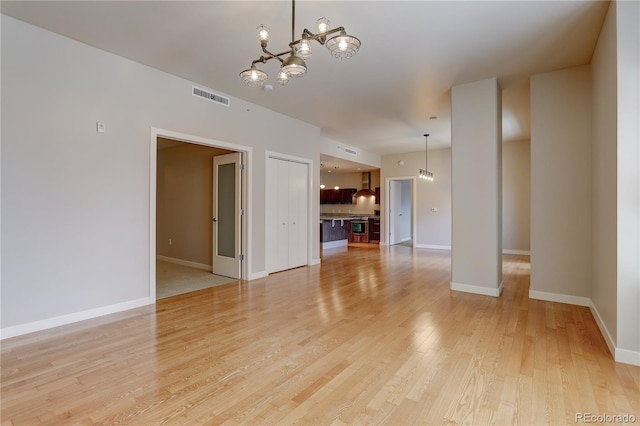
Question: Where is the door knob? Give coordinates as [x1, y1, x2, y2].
[213, 218, 217, 222]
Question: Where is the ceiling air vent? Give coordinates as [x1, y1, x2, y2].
[344, 148, 357, 155]
[192, 86, 230, 107]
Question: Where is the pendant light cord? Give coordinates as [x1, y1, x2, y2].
[291, 0, 296, 48]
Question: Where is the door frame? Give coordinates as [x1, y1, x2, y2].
[384, 176, 417, 247]
[265, 151, 315, 272]
[149, 128, 252, 301]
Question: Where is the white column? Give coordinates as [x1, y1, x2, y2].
[451, 78, 503, 296]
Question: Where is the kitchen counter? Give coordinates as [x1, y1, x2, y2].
[320, 214, 380, 221]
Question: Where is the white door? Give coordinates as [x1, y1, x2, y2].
[389, 180, 402, 245]
[288, 161, 308, 268]
[266, 157, 309, 273]
[212, 152, 242, 279]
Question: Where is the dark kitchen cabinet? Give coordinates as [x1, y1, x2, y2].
[375, 187, 381, 205]
[369, 218, 380, 242]
[320, 188, 356, 204]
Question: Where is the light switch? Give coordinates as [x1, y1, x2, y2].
[431, 207, 438, 212]
[96, 122, 106, 133]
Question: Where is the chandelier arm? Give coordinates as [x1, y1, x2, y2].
[261, 46, 287, 64]
[291, 26, 346, 48]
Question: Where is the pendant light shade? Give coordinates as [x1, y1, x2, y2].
[326, 31, 361, 59]
[281, 54, 307, 77]
[239, 64, 268, 87]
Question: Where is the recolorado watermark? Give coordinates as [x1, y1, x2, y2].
[576, 413, 637, 423]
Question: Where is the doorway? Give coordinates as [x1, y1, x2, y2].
[386, 177, 416, 246]
[150, 128, 252, 301]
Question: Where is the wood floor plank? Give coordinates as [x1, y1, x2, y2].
[1, 248, 638, 425]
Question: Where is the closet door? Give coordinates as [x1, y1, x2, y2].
[288, 161, 308, 268]
[266, 157, 289, 273]
[266, 156, 309, 274]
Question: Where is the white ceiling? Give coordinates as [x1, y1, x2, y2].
[2, 0, 609, 160]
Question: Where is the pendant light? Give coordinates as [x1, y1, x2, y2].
[240, 0, 361, 87]
[419, 134, 434, 181]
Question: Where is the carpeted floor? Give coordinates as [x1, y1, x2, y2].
[156, 260, 239, 299]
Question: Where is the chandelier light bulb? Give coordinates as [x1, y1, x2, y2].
[257, 24, 270, 41]
[298, 39, 312, 59]
[317, 17, 330, 33]
[338, 39, 348, 51]
[277, 71, 290, 85]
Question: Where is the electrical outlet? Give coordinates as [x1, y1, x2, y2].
[431, 207, 438, 212]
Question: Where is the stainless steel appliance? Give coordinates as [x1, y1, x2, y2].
[349, 219, 369, 243]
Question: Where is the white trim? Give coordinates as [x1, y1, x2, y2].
[309, 258, 321, 266]
[414, 244, 451, 250]
[451, 281, 504, 297]
[156, 255, 212, 272]
[503, 249, 531, 255]
[589, 301, 617, 358]
[150, 128, 253, 299]
[247, 271, 268, 281]
[0, 297, 150, 340]
[380, 241, 389, 247]
[615, 348, 640, 367]
[589, 301, 640, 366]
[529, 290, 591, 307]
[322, 239, 348, 249]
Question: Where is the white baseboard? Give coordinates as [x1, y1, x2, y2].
[414, 244, 451, 250]
[247, 270, 268, 281]
[380, 241, 389, 247]
[309, 258, 321, 266]
[321, 240, 348, 250]
[0, 297, 152, 340]
[503, 249, 531, 255]
[589, 301, 617, 358]
[451, 281, 503, 297]
[615, 348, 640, 366]
[157, 255, 212, 272]
[529, 290, 591, 307]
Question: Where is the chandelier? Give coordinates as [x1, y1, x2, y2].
[419, 134, 434, 181]
[239, 0, 361, 87]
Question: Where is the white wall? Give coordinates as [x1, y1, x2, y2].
[530, 66, 592, 300]
[503, 140, 531, 253]
[381, 148, 452, 249]
[451, 78, 503, 296]
[1, 16, 322, 333]
[320, 136, 380, 168]
[614, 0, 640, 362]
[590, 1, 619, 348]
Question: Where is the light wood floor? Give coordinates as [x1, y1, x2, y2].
[2, 246, 639, 425]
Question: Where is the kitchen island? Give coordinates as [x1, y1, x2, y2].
[320, 216, 351, 249]
[320, 214, 381, 249]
